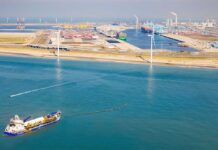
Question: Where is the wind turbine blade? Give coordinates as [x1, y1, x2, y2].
[171, 12, 175, 15]
[171, 12, 177, 16]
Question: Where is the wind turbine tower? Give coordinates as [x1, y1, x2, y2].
[134, 15, 139, 29]
[57, 30, 60, 60]
[171, 12, 178, 27]
[148, 26, 155, 64]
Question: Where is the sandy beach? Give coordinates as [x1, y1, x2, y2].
[0, 45, 218, 69]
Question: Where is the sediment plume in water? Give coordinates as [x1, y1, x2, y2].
[66, 103, 128, 117]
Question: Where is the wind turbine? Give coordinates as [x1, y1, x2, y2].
[57, 30, 60, 61]
[56, 30, 61, 78]
[171, 12, 178, 27]
[134, 15, 139, 29]
[148, 26, 155, 64]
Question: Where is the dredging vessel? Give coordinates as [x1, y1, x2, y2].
[4, 111, 61, 136]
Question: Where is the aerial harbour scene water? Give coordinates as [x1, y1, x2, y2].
[0, 0, 218, 149]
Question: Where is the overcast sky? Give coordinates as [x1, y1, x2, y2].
[0, 0, 217, 19]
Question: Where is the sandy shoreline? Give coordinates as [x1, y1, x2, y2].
[0, 49, 146, 64]
[0, 47, 218, 69]
[162, 33, 218, 52]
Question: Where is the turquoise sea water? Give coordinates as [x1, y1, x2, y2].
[0, 56, 218, 150]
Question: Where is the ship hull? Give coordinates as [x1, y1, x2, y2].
[141, 27, 152, 34]
[118, 37, 127, 41]
[4, 131, 24, 136]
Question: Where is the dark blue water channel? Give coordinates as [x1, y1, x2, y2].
[124, 29, 197, 52]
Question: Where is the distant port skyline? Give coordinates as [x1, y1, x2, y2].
[0, 0, 217, 19]
[0, 17, 217, 24]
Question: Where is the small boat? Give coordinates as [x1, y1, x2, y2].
[117, 32, 127, 41]
[4, 111, 61, 136]
[141, 26, 153, 34]
[211, 42, 218, 48]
